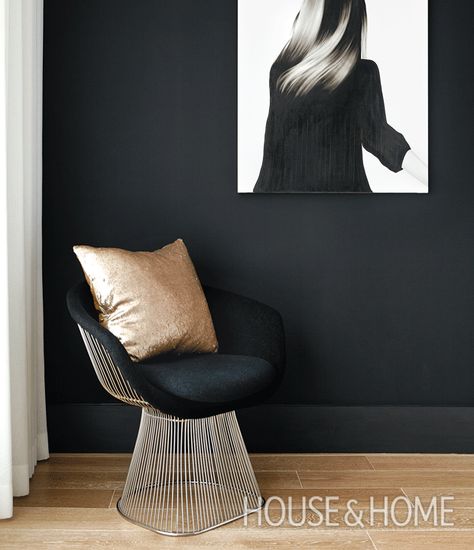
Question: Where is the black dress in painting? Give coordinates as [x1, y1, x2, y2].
[253, 59, 410, 193]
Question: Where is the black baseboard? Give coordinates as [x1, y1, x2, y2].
[46, 403, 474, 453]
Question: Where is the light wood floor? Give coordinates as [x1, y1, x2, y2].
[3, 453, 474, 549]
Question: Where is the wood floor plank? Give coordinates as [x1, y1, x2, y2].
[13, 489, 115, 508]
[29, 470, 126, 490]
[0, 528, 375, 549]
[255, 471, 302, 490]
[110, 490, 121, 508]
[402, 488, 474, 509]
[251, 455, 373, 472]
[299, 470, 474, 489]
[5, 507, 133, 530]
[7, 505, 474, 535]
[38, 455, 131, 472]
[241, 503, 463, 531]
[2, 506, 368, 532]
[421, 508, 474, 530]
[368, 530, 474, 549]
[246, 504, 474, 531]
[367, 454, 474, 471]
[260, 488, 405, 509]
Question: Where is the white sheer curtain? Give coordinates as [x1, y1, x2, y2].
[0, 0, 48, 519]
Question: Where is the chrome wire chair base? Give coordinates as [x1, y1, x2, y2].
[117, 408, 264, 536]
[77, 326, 263, 535]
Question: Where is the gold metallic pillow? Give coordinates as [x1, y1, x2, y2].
[73, 239, 218, 362]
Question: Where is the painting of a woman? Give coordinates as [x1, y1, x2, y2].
[244, 0, 428, 193]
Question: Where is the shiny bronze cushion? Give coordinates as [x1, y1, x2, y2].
[73, 240, 218, 361]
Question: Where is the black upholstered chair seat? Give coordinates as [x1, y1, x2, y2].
[67, 281, 285, 418]
[139, 353, 277, 415]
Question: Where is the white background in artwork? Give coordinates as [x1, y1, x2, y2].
[238, 0, 428, 193]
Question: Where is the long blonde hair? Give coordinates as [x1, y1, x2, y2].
[278, 0, 367, 96]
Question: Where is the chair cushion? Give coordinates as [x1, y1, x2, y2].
[138, 353, 277, 407]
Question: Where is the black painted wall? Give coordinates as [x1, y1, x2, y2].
[43, 0, 474, 439]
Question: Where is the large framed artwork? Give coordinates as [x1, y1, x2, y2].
[238, 0, 428, 193]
